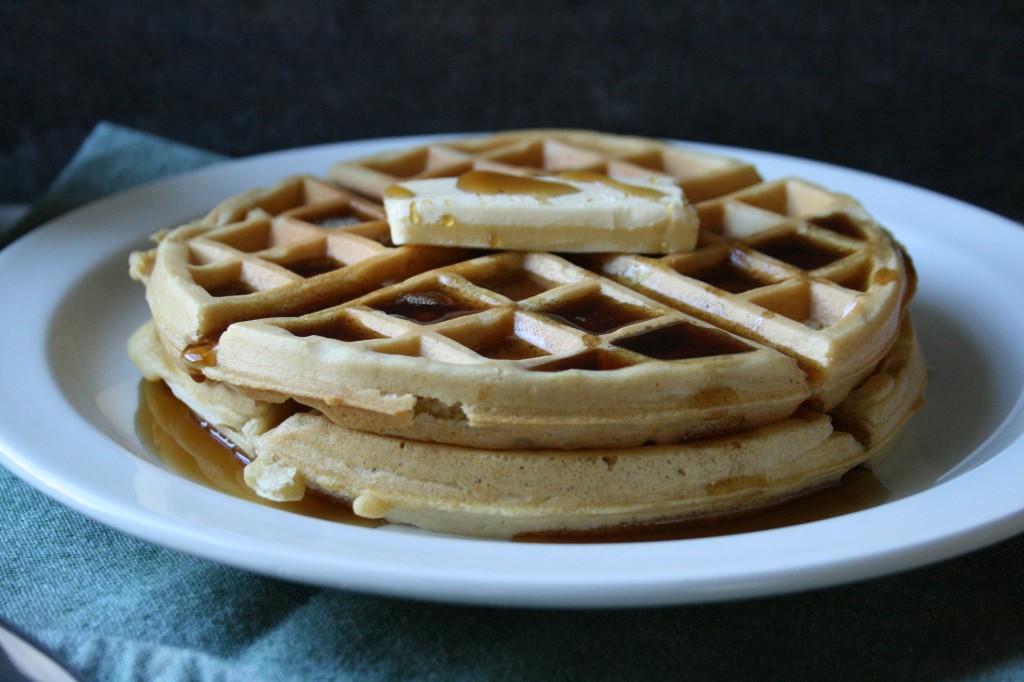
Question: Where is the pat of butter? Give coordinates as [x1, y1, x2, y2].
[382, 170, 698, 253]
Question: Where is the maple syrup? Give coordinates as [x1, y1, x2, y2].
[872, 268, 899, 286]
[684, 257, 773, 294]
[613, 321, 753, 360]
[539, 293, 652, 334]
[456, 170, 580, 198]
[755, 233, 850, 271]
[557, 170, 667, 199]
[180, 341, 218, 381]
[181, 342, 218, 367]
[372, 290, 483, 324]
[383, 185, 415, 199]
[287, 317, 385, 343]
[135, 380, 382, 527]
[471, 334, 549, 361]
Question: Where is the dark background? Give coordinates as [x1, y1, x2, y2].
[2, 0, 1022, 223]
[2, 4, 1024, 679]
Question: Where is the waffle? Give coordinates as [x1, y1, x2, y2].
[331, 131, 913, 412]
[131, 131, 913, 449]
[128, 129, 924, 536]
[581, 179, 912, 411]
[129, 176, 473, 359]
[128, 314, 925, 538]
[328, 129, 763, 204]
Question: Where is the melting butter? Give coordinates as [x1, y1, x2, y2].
[382, 171, 699, 254]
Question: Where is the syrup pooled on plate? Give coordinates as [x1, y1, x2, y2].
[135, 380, 382, 527]
[136, 380, 889, 542]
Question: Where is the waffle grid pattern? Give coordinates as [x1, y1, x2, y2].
[327, 130, 763, 204]
[265, 250, 761, 372]
[127, 131, 926, 536]
[132, 131, 911, 449]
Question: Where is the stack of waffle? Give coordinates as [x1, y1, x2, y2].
[128, 130, 925, 538]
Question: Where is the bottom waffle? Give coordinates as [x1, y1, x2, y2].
[129, 316, 925, 539]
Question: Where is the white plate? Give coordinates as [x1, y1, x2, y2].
[1, 135, 1023, 608]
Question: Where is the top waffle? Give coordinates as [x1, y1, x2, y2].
[130, 130, 915, 450]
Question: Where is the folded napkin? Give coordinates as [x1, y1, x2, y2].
[3, 123, 1024, 682]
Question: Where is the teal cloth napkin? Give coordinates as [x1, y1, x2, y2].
[0, 122, 223, 248]
[3, 122, 1024, 682]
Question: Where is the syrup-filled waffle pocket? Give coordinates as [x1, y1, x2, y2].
[204, 250, 811, 449]
[587, 177, 913, 411]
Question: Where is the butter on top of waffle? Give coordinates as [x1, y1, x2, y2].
[382, 170, 699, 253]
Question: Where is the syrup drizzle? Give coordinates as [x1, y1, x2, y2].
[372, 290, 482, 324]
[756, 233, 849, 271]
[613, 322, 753, 360]
[456, 171, 579, 198]
[383, 185, 415, 200]
[557, 170, 667, 199]
[539, 294, 651, 334]
[135, 380, 382, 527]
[471, 334, 549, 361]
[181, 341, 218, 381]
